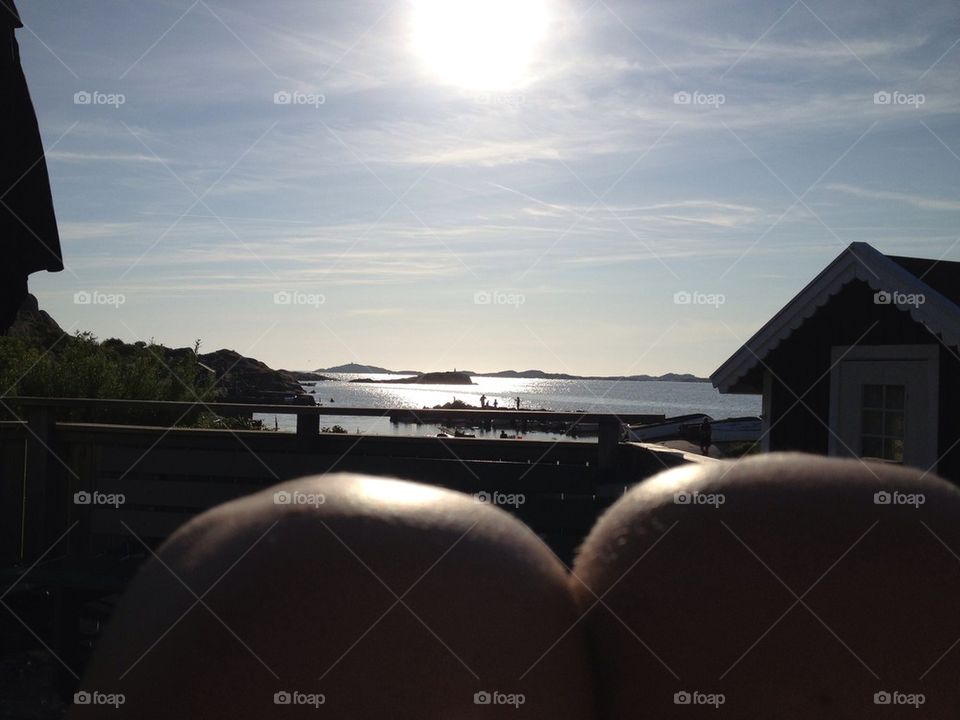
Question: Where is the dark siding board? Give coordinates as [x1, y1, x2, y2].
[938, 344, 960, 482]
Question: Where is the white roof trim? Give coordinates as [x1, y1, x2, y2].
[711, 242, 960, 393]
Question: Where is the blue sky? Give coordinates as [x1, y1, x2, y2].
[18, 0, 960, 375]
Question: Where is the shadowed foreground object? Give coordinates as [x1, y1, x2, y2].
[72, 457, 960, 718]
[72, 474, 595, 719]
[573, 453, 960, 718]
[1, 0, 63, 333]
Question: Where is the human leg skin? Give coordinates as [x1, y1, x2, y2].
[72, 474, 596, 719]
[572, 453, 960, 718]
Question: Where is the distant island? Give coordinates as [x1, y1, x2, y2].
[350, 371, 475, 385]
[473, 370, 707, 383]
[319, 362, 422, 374]
[318, 363, 708, 383]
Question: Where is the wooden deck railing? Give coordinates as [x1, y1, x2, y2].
[0, 397, 705, 568]
[0, 397, 712, 693]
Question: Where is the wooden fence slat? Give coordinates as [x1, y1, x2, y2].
[90, 509, 195, 540]
[0, 438, 26, 563]
[94, 479, 265, 509]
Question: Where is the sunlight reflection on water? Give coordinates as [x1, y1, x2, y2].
[255, 374, 760, 438]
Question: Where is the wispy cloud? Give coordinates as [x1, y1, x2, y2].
[825, 183, 960, 211]
[21, 0, 960, 374]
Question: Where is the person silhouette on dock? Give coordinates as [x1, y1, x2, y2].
[480, 394, 487, 408]
[515, 397, 521, 410]
[493, 399, 498, 409]
[699, 417, 712, 456]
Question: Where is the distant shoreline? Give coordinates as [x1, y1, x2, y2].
[316, 363, 710, 383]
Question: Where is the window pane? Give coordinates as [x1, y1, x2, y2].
[885, 438, 905, 463]
[862, 436, 884, 459]
[884, 411, 905, 438]
[885, 385, 905, 410]
[862, 410, 883, 435]
[862, 384, 884, 409]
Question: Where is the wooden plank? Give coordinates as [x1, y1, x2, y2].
[22, 407, 54, 560]
[89, 497, 605, 544]
[0, 437, 26, 563]
[97, 446, 328, 480]
[6, 396, 662, 425]
[90, 509, 196, 539]
[93, 446, 598, 493]
[511, 496, 614, 532]
[95, 479, 265, 509]
[92, 434, 594, 466]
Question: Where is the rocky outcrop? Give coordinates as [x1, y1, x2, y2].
[6, 294, 63, 342]
[198, 349, 315, 405]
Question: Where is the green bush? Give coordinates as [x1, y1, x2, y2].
[0, 331, 230, 427]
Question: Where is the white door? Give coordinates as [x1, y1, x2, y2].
[828, 345, 939, 472]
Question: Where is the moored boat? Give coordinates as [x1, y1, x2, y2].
[625, 413, 712, 442]
[709, 416, 762, 443]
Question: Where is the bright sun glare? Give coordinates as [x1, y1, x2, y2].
[412, 0, 551, 91]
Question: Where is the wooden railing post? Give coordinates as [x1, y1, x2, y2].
[296, 412, 319, 446]
[597, 419, 621, 481]
[23, 405, 56, 560]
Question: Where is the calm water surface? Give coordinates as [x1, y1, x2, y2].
[255, 374, 761, 441]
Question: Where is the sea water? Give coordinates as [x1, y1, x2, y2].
[254, 373, 761, 441]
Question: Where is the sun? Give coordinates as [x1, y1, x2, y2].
[411, 0, 550, 91]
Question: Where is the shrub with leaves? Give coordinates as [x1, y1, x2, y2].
[0, 331, 230, 426]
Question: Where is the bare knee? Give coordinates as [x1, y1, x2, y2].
[73, 474, 594, 719]
[572, 453, 960, 718]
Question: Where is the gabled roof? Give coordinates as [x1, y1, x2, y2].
[712, 242, 960, 394]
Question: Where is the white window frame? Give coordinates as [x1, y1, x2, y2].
[828, 344, 939, 471]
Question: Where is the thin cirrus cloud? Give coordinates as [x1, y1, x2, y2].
[825, 183, 960, 212]
[19, 0, 960, 374]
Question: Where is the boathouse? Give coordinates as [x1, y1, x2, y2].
[712, 242, 960, 482]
